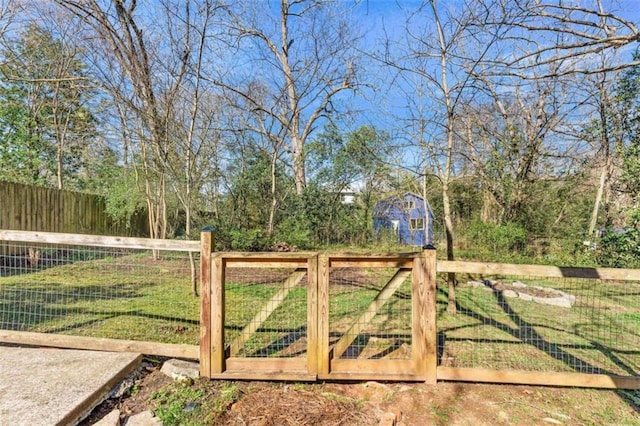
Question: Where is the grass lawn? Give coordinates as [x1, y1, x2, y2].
[1, 251, 640, 379]
[437, 273, 640, 375]
[0, 252, 201, 345]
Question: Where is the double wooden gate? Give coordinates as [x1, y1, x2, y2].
[199, 233, 437, 382]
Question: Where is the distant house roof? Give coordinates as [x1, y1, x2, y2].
[373, 192, 432, 218]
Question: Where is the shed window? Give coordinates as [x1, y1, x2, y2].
[403, 200, 415, 210]
[410, 218, 424, 230]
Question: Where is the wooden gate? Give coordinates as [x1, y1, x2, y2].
[199, 230, 437, 382]
[199, 248, 318, 380]
[317, 252, 437, 382]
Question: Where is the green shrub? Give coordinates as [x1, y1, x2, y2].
[274, 216, 312, 249]
[465, 220, 527, 254]
[598, 225, 640, 268]
[227, 228, 271, 251]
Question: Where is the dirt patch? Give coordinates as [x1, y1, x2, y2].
[82, 360, 640, 425]
[79, 361, 172, 425]
[219, 384, 377, 425]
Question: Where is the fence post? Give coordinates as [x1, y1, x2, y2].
[317, 253, 330, 376]
[413, 245, 438, 384]
[199, 227, 214, 378]
[306, 254, 319, 376]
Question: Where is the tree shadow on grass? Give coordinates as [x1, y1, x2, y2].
[436, 286, 640, 413]
[0, 246, 132, 278]
[0, 281, 198, 339]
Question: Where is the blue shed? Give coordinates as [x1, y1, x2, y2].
[373, 192, 434, 247]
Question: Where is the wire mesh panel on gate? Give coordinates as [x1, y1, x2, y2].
[329, 266, 413, 361]
[224, 266, 309, 358]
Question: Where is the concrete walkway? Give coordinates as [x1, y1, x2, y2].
[0, 346, 142, 425]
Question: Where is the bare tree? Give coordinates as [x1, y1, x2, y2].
[161, 0, 223, 294]
[459, 72, 588, 227]
[216, 0, 360, 195]
[55, 0, 170, 240]
[383, 0, 501, 313]
[580, 61, 634, 238]
[475, 0, 640, 78]
[466, 0, 640, 237]
[55, 0, 223, 243]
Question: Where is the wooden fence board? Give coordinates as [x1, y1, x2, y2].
[307, 255, 319, 375]
[0, 180, 147, 236]
[438, 260, 640, 281]
[0, 230, 199, 252]
[199, 230, 214, 378]
[318, 254, 331, 376]
[211, 256, 226, 374]
[437, 367, 640, 389]
[0, 330, 198, 359]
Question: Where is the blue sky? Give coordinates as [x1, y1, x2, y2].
[328, 0, 640, 175]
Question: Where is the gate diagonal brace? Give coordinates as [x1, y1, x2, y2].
[331, 268, 412, 360]
[229, 268, 307, 357]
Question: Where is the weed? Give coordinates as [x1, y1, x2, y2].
[291, 382, 311, 391]
[128, 383, 140, 397]
[149, 380, 242, 425]
[151, 383, 203, 426]
[430, 403, 457, 425]
[321, 391, 352, 404]
[212, 382, 241, 413]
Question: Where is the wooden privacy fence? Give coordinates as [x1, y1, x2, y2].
[199, 230, 640, 388]
[0, 180, 147, 237]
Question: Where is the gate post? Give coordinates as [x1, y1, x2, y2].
[413, 245, 437, 384]
[199, 227, 214, 378]
[317, 253, 330, 376]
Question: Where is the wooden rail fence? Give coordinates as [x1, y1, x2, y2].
[2, 229, 640, 389]
[0, 230, 200, 359]
[199, 230, 640, 388]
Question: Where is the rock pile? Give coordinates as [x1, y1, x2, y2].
[464, 279, 576, 308]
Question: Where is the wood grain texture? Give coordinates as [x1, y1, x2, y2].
[437, 367, 640, 389]
[0, 330, 198, 359]
[437, 260, 640, 281]
[199, 230, 213, 378]
[0, 229, 199, 251]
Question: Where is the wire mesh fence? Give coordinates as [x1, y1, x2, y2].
[224, 266, 309, 358]
[328, 267, 413, 360]
[5, 231, 640, 385]
[0, 240, 200, 345]
[436, 271, 640, 376]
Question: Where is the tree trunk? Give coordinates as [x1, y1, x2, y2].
[443, 180, 457, 314]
